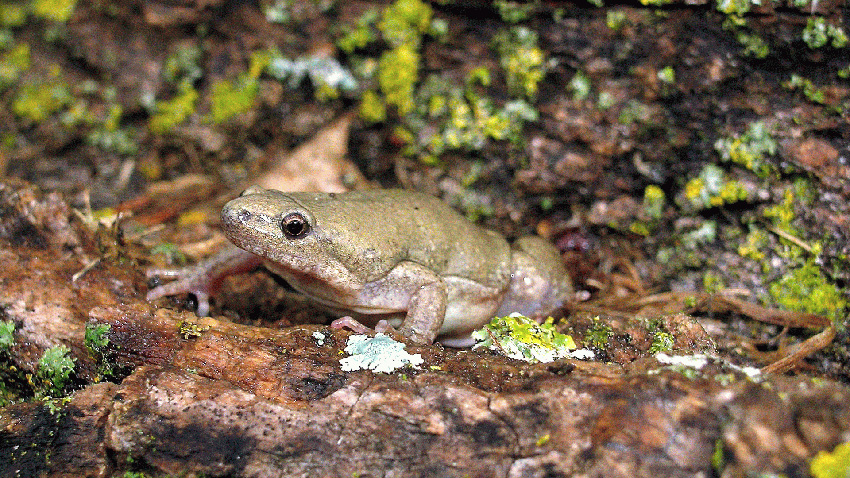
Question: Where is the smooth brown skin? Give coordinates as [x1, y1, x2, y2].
[149, 188, 573, 345]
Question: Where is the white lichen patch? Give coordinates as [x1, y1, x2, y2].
[340, 333, 423, 373]
[312, 331, 326, 346]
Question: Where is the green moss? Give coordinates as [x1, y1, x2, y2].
[802, 17, 848, 49]
[640, 0, 672, 6]
[703, 271, 726, 294]
[714, 121, 778, 178]
[584, 318, 613, 349]
[12, 72, 72, 122]
[35, 345, 75, 399]
[493, 27, 546, 99]
[31, 0, 77, 22]
[162, 44, 203, 87]
[0, 320, 14, 351]
[208, 77, 258, 123]
[85, 322, 119, 381]
[810, 442, 850, 478]
[649, 330, 674, 354]
[149, 85, 198, 133]
[764, 188, 797, 231]
[768, 258, 847, 323]
[178, 320, 210, 339]
[359, 90, 387, 123]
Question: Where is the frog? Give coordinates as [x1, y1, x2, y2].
[147, 187, 573, 345]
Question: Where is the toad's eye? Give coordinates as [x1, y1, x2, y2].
[281, 212, 310, 239]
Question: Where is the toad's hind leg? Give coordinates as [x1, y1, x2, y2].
[496, 236, 573, 318]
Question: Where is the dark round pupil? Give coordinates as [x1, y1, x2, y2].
[282, 213, 309, 238]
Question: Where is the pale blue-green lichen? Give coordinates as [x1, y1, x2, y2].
[340, 333, 423, 373]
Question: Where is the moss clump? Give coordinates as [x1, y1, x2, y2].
[584, 318, 613, 349]
[769, 259, 847, 323]
[738, 228, 769, 262]
[494, 0, 536, 23]
[714, 121, 778, 178]
[0, 320, 14, 351]
[34, 345, 75, 399]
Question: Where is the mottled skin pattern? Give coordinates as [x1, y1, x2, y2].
[148, 188, 573, 345]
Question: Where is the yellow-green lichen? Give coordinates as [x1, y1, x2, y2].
[738, 228, 769, 262]
[377, 43, 419, 116]
[810, 442, 850, 478]
[337, 9, 378, 53]
[493, 27, 547, 99]
[472, 314, 577, 363]
[378, 0, 433, 48]
[31, 0, 77, 22]
[714, 121, 778, 178]
[11, 70, 72, 122]
[683, 164, 749, 210]
[149, 85, 199, 133]
[0, 42, 30, 89]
